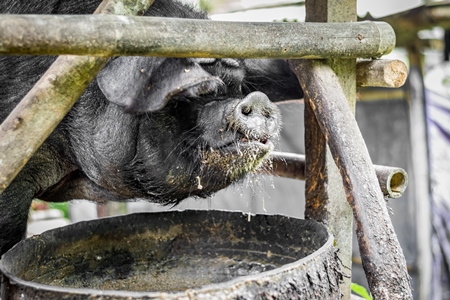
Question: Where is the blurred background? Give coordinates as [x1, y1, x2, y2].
[29, 1, 450, 299]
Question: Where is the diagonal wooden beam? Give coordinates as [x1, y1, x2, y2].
[290, 58, 413, 299]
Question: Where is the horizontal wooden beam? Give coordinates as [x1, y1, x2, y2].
[0, 15, 395, 59]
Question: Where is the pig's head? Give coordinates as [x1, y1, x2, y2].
[75, 56, 301, 205]
[0, 0, 304, 259]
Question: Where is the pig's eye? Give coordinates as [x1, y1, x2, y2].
[168, 77, 224, 103]
[220, 58, 240, 68]
[192, 58, 216, 65]
[192, 79, 222, 97]
[193, 58, 240, 69]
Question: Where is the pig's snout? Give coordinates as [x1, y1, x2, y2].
[230, 92, 281, 140]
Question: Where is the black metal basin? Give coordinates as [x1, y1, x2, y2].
[0, 210, 341, 299]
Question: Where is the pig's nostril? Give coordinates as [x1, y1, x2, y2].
[229, 92, 280, 140]
[241, 106, 252, 116]
[238, 92, 277, 119]
[262, 109, 272, 118]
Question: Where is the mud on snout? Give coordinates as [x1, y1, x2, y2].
[195, 91, 281, 193]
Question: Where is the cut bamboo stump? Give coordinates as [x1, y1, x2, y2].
[357, 59, 408, 88]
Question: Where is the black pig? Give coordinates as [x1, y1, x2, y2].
[0, 0, 302, 256]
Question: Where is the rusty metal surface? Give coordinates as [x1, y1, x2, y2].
[0, 210, 341, 299]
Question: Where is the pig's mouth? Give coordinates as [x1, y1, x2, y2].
[201, 134, 274, 177]
[222, 138, 273, 154]
[214, 134, 274, 153]
[239, 137, 272, 147]
[240, 136, 269, 144]
[189, 135, 273, 199]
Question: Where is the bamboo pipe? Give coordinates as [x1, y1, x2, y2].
[260, 151, 408, 199]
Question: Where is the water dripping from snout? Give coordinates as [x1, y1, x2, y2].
[236, 172, 274, 218]
[207, 197, 212, 211]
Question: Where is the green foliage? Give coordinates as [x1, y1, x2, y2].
[49, 202, 70, 219]
[351, 283, 372, 300]
[198, 0, 213, 13]
[273, 18, 299, 22]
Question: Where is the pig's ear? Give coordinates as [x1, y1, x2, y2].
[97, 56, 163, 111]
[242, 59, 304, 102]
[97, 57, 222, 113]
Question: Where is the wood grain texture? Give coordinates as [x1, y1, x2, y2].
[290, 59, 412, 299]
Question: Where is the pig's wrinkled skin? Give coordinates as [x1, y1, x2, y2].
[0, 0, 302, 256]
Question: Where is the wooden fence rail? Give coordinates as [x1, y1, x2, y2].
[0, 16, 395, 59]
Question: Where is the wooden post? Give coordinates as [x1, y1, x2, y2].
[300, 1, 357, 298]
[290, 59, 412, 299]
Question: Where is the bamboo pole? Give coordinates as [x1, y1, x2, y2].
[262, 152, 408, 199]
[0, 0, 155, 194]
[0, 16, 396, 59]
[290, 59, 412, 299]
